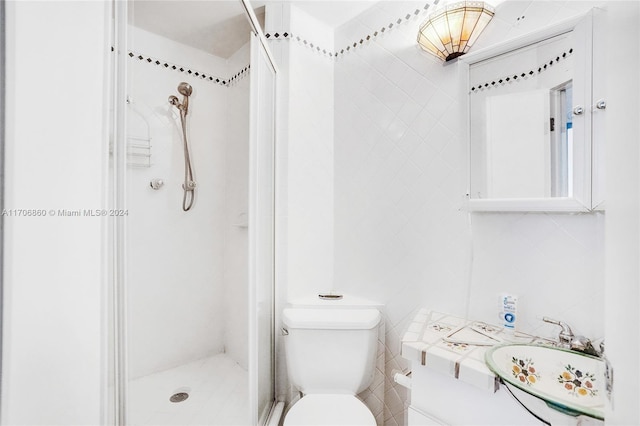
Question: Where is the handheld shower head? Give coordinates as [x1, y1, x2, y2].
[178, 82, 193, 97]
[168, 82, 197, 211]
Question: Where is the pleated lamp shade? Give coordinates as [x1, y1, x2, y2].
[418, 1, 495, 61]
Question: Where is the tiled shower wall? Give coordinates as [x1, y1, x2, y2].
[331, 2, 605, 425]
[127, 27, 251, 378]
[127, 27, 227, 378]
[223, 43, 251, 371]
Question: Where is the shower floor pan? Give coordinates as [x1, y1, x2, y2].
[128, 353, 249, 425]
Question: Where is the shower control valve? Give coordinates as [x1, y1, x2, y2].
[150, 178, 164, 190]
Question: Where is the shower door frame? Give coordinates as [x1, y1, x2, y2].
[247, 32, 278, 426]
[109, 0, 278, 424]
[110, 0, 128, 423]
[0, 1, 5, 417]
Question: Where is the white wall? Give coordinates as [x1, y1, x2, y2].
[468, 212, 604, 338]
[264, 2, 336, 405]
[332, 1, 609, 425]
[603, 2, 640, 424]
[2, 1, 108, 424]
[284, 5, 335, 301]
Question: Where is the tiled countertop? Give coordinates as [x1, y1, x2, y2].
[401, 309, 555, 393]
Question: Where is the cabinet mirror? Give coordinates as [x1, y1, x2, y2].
[461, 13, 599, 212]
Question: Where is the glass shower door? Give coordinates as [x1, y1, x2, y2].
[109, 1, 278, 424]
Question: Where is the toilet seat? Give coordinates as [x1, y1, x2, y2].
[283, 394, 376, 426]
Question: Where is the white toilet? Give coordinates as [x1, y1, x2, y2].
[282, 307, 381, 426]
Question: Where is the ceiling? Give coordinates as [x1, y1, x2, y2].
[131, 1, 258, 59]
[131, 0, 378, 58]
[293, 1, 379, 28]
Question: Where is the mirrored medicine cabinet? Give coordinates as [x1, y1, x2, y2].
[460, 10, 605, 212]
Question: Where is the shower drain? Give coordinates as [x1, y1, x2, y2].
[169, 392, 189, 403]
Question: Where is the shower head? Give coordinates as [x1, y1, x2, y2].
[178, 82, 193, 97]
[170, 83, 192, 115]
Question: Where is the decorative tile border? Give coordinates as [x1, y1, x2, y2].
[226, 64, 251, 86]
[266, 31, 336, 58]
[124, 49, 250, 87]
[334, 2, 434, 59]
[470, 48, 574, 93]
[264, 1, 438, 60]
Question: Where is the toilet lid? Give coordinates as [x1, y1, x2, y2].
[284, 394, 376, 426]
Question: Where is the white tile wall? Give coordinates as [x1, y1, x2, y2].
[126, 27, 251, 378]
[268, 1, 622, 424]
[468, 212, 605, 340]
[331, 2, 606, 425]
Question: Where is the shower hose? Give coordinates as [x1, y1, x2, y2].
[180, 111, 196, 211]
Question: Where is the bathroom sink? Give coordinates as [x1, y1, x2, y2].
[485, 344, 606, 423]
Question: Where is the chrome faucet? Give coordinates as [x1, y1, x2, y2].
[542, 317, 601, 357]
[543, 318, 612, 400]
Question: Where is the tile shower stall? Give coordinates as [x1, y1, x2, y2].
[117, 3, 276, 425]
[125, 26, 252, 425]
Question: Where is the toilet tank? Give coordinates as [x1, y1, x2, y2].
[282, 308, 381, 395]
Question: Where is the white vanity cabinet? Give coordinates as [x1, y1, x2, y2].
[407, 361, 539, 425]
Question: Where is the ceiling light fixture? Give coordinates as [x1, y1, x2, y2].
[417, 1, 495, 62]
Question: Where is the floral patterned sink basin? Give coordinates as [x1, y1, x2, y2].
[485, 344, 605, 421]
